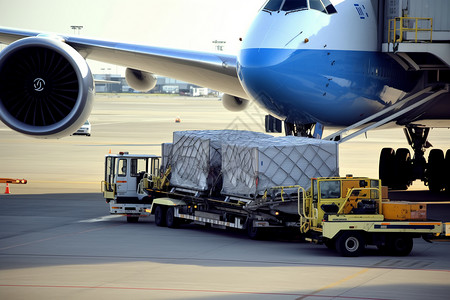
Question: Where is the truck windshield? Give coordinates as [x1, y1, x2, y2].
[131, 158, 148, 177]
[320, 180, 341, 199]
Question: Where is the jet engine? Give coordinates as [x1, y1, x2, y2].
[0, 37, 94, 138]
[125, 68, 157, 92]
[221, 94, 249, 112]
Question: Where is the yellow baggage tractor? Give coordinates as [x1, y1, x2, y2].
[299, 175, 446, 256]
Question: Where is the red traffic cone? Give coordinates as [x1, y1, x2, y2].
[4, 183, 11, 194]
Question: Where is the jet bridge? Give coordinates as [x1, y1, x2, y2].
[380, 0, 450, 72]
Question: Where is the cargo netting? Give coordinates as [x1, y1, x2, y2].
[168, 130, 272, 191]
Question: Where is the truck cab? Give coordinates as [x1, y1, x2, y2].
[102, 152, 160, 222]
[306, 176, 383, 229]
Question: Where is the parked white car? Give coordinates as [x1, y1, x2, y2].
[73, 120, 91, 136]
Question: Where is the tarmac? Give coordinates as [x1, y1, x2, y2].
[0, 94, 449, 299]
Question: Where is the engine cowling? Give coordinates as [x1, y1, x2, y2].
[0, 37, 94, 138]
[221, 94, 249, 112]
[125, 68, 157, 92]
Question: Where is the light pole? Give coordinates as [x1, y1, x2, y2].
[70, 25, 83, 35]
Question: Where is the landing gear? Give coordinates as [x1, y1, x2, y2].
[379, 126, 450, 192]
[379, 148, 413, 190]
[284, 122, 315, 137]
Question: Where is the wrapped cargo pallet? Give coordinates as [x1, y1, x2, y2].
[221, 136, 339, 197]
[169, 130, 272, 191]
[161, 143, 173, 171]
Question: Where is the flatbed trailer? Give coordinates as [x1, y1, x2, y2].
[101, 151, 300, 236]
[145, 185, 301, 239]
[299, 176, 447, 256]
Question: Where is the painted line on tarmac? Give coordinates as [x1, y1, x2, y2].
[296, 268, 370, 300]
[0, 284, 390, 299]
[79, 215, 123, 223]
[0, 225, 119, 251]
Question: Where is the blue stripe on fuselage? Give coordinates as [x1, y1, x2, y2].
[238, 48, 422, 126]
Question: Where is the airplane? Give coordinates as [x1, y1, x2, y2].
[0, 0, 449, 192]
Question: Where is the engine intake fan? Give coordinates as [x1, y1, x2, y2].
[0, 36, 94, 138]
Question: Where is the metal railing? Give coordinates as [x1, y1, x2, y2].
[388, 17, 433, 43]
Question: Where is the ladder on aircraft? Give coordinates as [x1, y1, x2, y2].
[323, 85, 449, 143]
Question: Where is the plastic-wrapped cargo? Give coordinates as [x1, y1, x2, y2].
[169, 130, 272, 191]
[221, 136, 339, 197]
[161, 143, 173, 172]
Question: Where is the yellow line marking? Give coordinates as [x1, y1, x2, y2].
[296, 268, 369, 300]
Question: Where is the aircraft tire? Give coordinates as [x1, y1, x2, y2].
[394, 148, 412, 190]
[427, 149, 445, 192]
[445, 150, 450, 193]
[379, 148, 396, 188]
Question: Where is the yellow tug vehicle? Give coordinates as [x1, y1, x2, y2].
[299, 175, 446, 256]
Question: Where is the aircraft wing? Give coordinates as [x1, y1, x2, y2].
[0, 27, 248, 99]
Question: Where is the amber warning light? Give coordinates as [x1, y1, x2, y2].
[1, 178, 28, 184]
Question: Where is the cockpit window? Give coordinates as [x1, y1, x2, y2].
[282, 0, 307, 11]
[263, 0, 284, 11]
[321, 0, 337, 14]
[309, 0, 326, 13]
[262, 0, 337, 15]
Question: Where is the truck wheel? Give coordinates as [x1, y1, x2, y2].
[335, 231, 365, 257]
[386, 235, 413, 256]
[154, 206, 166, 227]
[324, 238, 335, 250]
[127, 216, 139, 223]
[166, 207, 179, 228]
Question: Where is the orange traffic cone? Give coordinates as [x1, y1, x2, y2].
[4, 183, 10, 194]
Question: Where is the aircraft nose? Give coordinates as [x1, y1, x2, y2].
[238, 47, 298, 118]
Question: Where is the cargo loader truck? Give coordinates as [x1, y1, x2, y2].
[102, 150, 306, 238]
[298, 175, 447, 256]
[102, 130, 340, 238]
